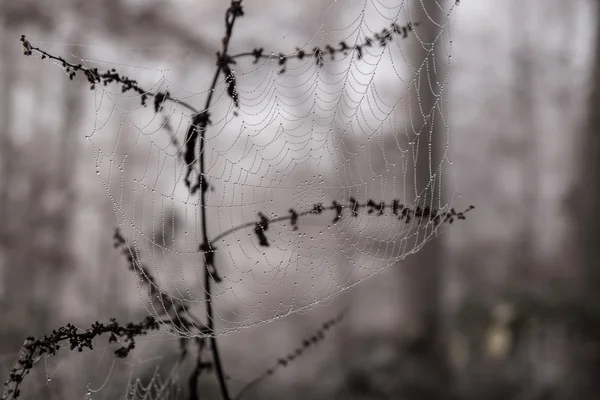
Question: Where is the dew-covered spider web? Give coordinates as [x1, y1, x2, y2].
[27, 0, 460, 340]
[0, 0, 470, 399]
[83, 0, 460, 338]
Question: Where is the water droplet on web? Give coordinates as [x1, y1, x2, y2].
[47, 378, 51, 383]
[455, 0, 460, 4]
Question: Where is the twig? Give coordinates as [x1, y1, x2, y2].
[19, 35, 198, 114]
[229, 21, 419, 74]
[211, 201, 475, 246]
[113, 229, 209, 333]
[2, 317, 161, 400]
[233, 309, 346, 400]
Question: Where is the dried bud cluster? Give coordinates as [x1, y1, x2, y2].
[183, 111, 213, 194]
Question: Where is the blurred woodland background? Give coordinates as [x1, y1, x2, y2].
[2, 0, 600, 399]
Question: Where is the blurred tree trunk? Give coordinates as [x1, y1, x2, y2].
[576, 0, 600, 300]
[0, 22, 18, 358]
[101, 115, 129, 312]
[393, 1, 452, 399]
[0, 25, 15, 226]
[568, 0, 600, 396]
[55, 38, 83, 249]
[509, 0, 538, 285]
[37, 35, 85, 309]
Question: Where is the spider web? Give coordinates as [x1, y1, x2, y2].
[40, 0, 459, 338]
[1, 0, 468, 399]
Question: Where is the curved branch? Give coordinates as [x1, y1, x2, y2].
[2, 317, 161, 400]
[211, 201, 475, 245]
[229, 21, 419, 69]
[20, 35, 198, 114]
[194, 2, 245, 400]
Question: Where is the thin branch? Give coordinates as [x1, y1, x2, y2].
[211, 200, 475, 245]
[2, 317, 161, 400]
[19, 35, 198, 114]
[193, 2, 245, 400]
[229, 21, 419, 74]
[233, 309, 346, 400]
[113, 229, 209, 333]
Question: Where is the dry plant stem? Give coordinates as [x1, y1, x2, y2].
[20, 41, 198, 113]
[211, 203, 475, 245]
[197, 3, 243, 400]
[233, 309, 347, 399]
